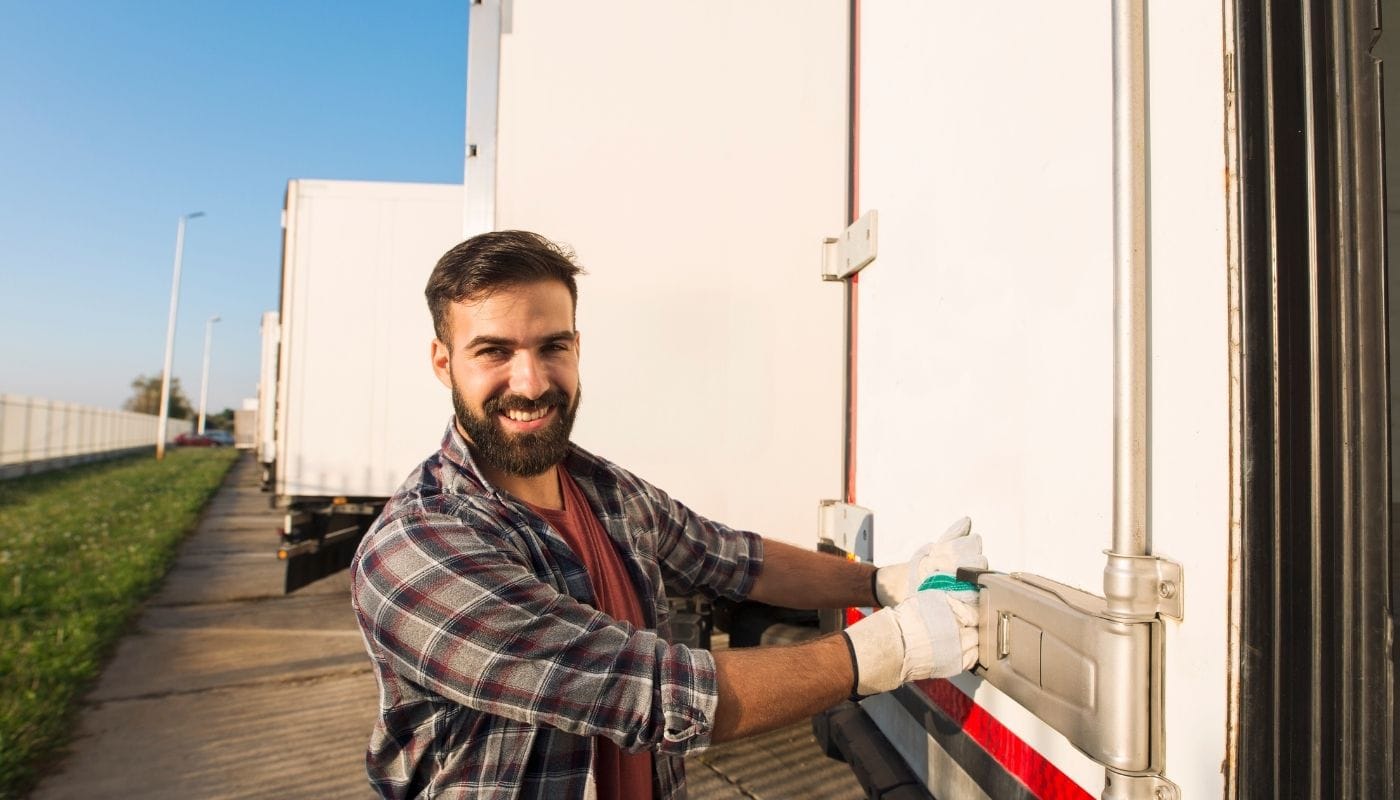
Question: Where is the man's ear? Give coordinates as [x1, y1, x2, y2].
[430, 339, 453, 389]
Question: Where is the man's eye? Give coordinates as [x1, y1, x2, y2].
[476, 348, 507, 359]
[545, 342, 570, 352]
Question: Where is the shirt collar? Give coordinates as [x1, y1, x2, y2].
[437, 418, 506, 500]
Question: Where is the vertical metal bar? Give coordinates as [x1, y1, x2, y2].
[1103, 0, 1155, 624]
[1111, 0, 1149, 560]
[157, 215, 188, 460]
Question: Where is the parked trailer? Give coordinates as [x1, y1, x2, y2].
[270, 179, 463, 591]
[255, 310, 278, 487]
[468, 0, 849, 641]
[466, 1, 1395, 797]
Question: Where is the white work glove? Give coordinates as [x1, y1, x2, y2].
[872, 516, 987, 608]
[841, 588, 979, 696]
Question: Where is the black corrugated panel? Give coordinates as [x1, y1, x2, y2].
[1235, 0, 1395, 796]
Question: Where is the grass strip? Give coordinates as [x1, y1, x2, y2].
[0, 448, 238, 799]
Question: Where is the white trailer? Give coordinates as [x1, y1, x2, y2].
[468, 1, 1395, 797]
[468, 0, 851, 643]
[469, 0, 848, 547]
[271, 179, 463, 590]
[255, 310, 278, 487]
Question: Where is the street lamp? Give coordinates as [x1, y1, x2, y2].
[197, 315, 221, 434]
[156, 211, 205, 460]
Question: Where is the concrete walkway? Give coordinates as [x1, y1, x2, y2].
[33, 453, 375, 799]
[33, 453, 864, 799]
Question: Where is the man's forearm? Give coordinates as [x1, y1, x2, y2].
[711, 634, 852, 743]
[746, 539, 877, 610]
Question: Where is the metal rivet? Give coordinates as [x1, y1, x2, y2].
[1155, 787, 1171, 800]
[1158, 581, 1176, 599]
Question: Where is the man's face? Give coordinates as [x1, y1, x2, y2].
[430, 280, 581, 478]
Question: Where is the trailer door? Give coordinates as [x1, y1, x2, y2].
[839, 1, 1397, 797]
[844, 2, 1231, 796]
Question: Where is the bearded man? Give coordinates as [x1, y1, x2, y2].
[351, 230, 986, 800]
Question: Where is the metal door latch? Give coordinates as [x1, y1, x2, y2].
[959, 567, 1182, 798]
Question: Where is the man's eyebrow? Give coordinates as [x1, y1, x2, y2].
[464, 331, 576, 350]
[464, 335, 515, 350]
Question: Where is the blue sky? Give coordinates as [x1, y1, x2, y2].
[0, 1, 467, 414]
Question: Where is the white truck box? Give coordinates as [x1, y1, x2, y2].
[274, 180, 461, 502]
[472, 0, 848, 545]
[469, 1, 1395, 797]
[255, 309, 278, 484]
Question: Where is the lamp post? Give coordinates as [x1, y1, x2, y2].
[156, 211, 205, 460]
[197, 315, 221, 434]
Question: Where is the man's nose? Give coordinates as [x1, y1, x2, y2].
[508, 351, 550, 399]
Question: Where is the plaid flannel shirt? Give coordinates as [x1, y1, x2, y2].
[351, 422, 764, 799]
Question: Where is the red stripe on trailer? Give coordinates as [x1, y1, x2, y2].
[916, 679, 1093, 800]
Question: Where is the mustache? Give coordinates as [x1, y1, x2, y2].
[483, 388, 570, 415]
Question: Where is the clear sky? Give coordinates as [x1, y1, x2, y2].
[1, 1, 467, 415]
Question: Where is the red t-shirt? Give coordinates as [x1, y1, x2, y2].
[526, 470, 655, 800]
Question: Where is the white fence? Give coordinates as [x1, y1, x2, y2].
[0, 394, 194, 478]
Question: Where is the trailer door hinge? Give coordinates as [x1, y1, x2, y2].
[1103, 552, 1184, 623]
[818, 500, 872, 562]
[821, 210, 878, 281]
[1103, 769, 1181, 800]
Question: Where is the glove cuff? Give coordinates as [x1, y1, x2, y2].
[839, 629, 860, 696]
[873, 563, 907, 608]
[842, 607, 904, 696]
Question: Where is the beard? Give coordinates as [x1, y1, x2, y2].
[451, 376, 581, 478]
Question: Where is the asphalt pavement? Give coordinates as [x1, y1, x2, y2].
[31, 452, 864, 799]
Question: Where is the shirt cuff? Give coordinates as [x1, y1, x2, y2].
[655, 643, 719, 756]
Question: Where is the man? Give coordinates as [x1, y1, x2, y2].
[351, 230, 986, 799]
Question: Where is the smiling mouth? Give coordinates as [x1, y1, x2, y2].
[500, 407, 553, 423]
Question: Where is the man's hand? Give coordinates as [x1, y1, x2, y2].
[842, 589, 979, 695]
[872, 517, 987, 608]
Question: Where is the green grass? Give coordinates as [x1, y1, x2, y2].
[0, 448, 238, 799]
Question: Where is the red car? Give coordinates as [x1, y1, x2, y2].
[174, 432, 217, 447]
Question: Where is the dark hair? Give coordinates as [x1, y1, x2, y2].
[425, 230, 583, 343]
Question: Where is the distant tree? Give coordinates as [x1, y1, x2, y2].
[205, 408, 236, 431]
[124, 374, 194, 419]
